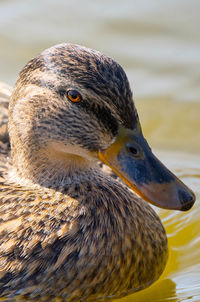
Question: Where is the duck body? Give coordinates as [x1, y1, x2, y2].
[0, 44, 195, 301]
[0, 169, 167, 301]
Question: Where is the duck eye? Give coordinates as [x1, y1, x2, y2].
[66, 90, 82, 103]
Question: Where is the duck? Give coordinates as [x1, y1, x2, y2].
[0, 44, 195, 302]
[0, 82, 11, 152]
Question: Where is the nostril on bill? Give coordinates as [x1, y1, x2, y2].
[126, 143, 139, 157]
[178, 189, 196, 211]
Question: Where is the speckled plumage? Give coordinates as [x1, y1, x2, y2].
[0, 44, 168, 301]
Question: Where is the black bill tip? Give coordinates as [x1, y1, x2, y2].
[178, 189, 196, 211]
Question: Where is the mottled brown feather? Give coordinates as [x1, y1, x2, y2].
[0, 44, 167, 301]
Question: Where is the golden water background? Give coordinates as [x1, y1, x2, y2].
[0, 0, 200, 301]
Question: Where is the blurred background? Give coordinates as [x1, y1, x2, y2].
[0, 0, 200, 301]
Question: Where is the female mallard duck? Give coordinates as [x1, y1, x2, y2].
[0, 44, 195, 301]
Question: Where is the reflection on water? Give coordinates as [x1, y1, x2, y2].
[118, 279, 178, 302]
[0, 0, 199, 301]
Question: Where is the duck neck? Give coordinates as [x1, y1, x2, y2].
[9, 142, 98, 189]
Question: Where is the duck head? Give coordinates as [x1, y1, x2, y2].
[8, 43, 195, 210]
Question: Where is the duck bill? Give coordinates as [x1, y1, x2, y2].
[98, 125, 195, 211]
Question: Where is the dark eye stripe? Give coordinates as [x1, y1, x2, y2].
[80, 102, 118, 137]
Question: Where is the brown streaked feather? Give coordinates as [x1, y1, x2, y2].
[0, 82, 11, 154]
[0, 45, 168, 301]
[0, 172, 167, 301]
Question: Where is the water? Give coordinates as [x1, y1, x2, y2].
[0, 0, 199, 301]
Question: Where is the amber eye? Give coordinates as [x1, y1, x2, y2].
[66, 90, 82, 103]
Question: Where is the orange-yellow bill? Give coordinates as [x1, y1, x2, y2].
[98, 125, 196, 211]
